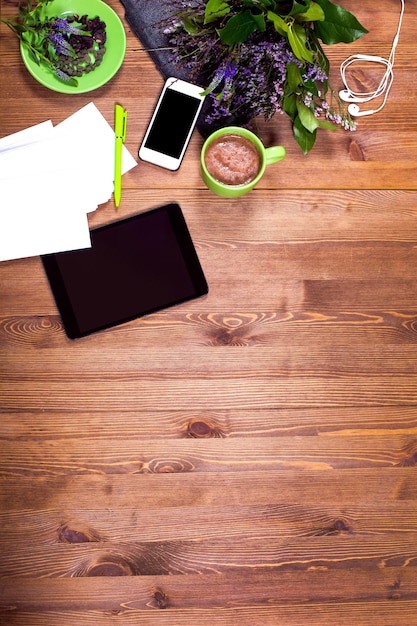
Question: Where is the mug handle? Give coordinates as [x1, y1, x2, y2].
[265, 146, 286, 165]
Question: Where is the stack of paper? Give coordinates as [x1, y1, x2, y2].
[0, 102, 137, 263]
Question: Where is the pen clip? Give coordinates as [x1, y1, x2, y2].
[115, 104, 127, 142]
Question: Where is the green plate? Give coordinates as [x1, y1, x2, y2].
[20, 0, 126, 93]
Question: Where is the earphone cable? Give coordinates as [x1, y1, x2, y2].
[339, 0, 405, 115]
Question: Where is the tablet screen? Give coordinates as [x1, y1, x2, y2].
[41, 203, 208, 338]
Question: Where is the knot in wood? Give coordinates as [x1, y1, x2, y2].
[317, 518, 352, 536]
[57, 523, 102, 543]
[186, 420, 225, 438]
[349, 139, 365, 161]
[389, 579, 402, 600]
[153, 588, 169, 609]
[86, 558, 134, 577]
[216, 332, 233, 345]
[332, 519, 351, 533]
[58, 526, 89, 543]
[148, 458, 195, 473]
[188, 420, 212, 438]
[389, 591, 402, 601]
[398, 442, 417, 467]
[401, 451, 417, 467]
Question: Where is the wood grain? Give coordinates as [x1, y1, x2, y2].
[1, 0, 417, 624]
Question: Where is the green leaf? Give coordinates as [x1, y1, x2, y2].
[287, 22, 314, 63]
[303, 78, 319, 97]
[182, 16, 203, 35]
[218, 10, 259, 45]
[317, 119, 338, 130]
[28, 48, 40, 66]
[9, 23, 27, 33]
[267, 11, 288, 37]
[286, 61, 302, 92]
[314, 0, 368, 44]
[296, 100, 319, 133]
[297, 2, 325, 22]
[21, 30, 34, 45]
[293, 115, 317, 153]
[47, 42, 58, 60]
[278, 0, 311, 16]
[268, 10, 314, 61]
[32, 31, 44, 47]
[251, 11, 266, 32]
[18, 3, 30, 20]
[283, 93, 297, 119]
[25, 14, 36, 26]
[204, 0, 230, 24]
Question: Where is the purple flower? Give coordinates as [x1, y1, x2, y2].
[55, 68, 72, 81]
[48, 32, 74, 56]
[51, 18, 72, 33]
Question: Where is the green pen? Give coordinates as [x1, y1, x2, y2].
[114, 103, 127, 207]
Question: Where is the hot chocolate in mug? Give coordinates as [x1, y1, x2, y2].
[201, 126, 286, 198]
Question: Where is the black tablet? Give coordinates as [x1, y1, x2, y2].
[41, 203, 208, 339]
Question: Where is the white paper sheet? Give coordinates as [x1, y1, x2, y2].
[0, 120, 54, 152]
[0, 102, 137, 262]
[0, 176, 92, 262]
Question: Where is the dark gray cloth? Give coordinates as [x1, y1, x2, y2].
[120, 0, 187, 81]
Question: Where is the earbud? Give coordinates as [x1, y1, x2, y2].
[339, 89, 369, 104]
[348, 103, 376, 117]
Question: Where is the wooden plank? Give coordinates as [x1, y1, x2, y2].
[1, 569, 416, 609]
[0, 435, 416, 474]
[1, 406, 416, 439]
[2, 373, 417, 409]
[0, 534, 416, 582]
[1, 501, 417, 546]
[1, 602, 417, 626]
[0, 468, 416, 510]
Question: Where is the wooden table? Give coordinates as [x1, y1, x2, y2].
[1, 1, 417, 623]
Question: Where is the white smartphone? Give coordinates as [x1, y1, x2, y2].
[139, 77, 206, 171]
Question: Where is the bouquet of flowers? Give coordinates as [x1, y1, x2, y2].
[164, 0, 368, 153]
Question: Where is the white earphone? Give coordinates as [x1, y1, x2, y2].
[339, 0, 405, 117]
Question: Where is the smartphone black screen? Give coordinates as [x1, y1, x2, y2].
[41, 203, 208, 339]
[144, 88, 201, 158]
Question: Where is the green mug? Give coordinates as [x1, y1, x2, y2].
[201, 126, 286, 198]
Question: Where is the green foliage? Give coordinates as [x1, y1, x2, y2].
[212, 0, 367, 58]
[170, 0, 368, 153]
[218, 10, 266, 45]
